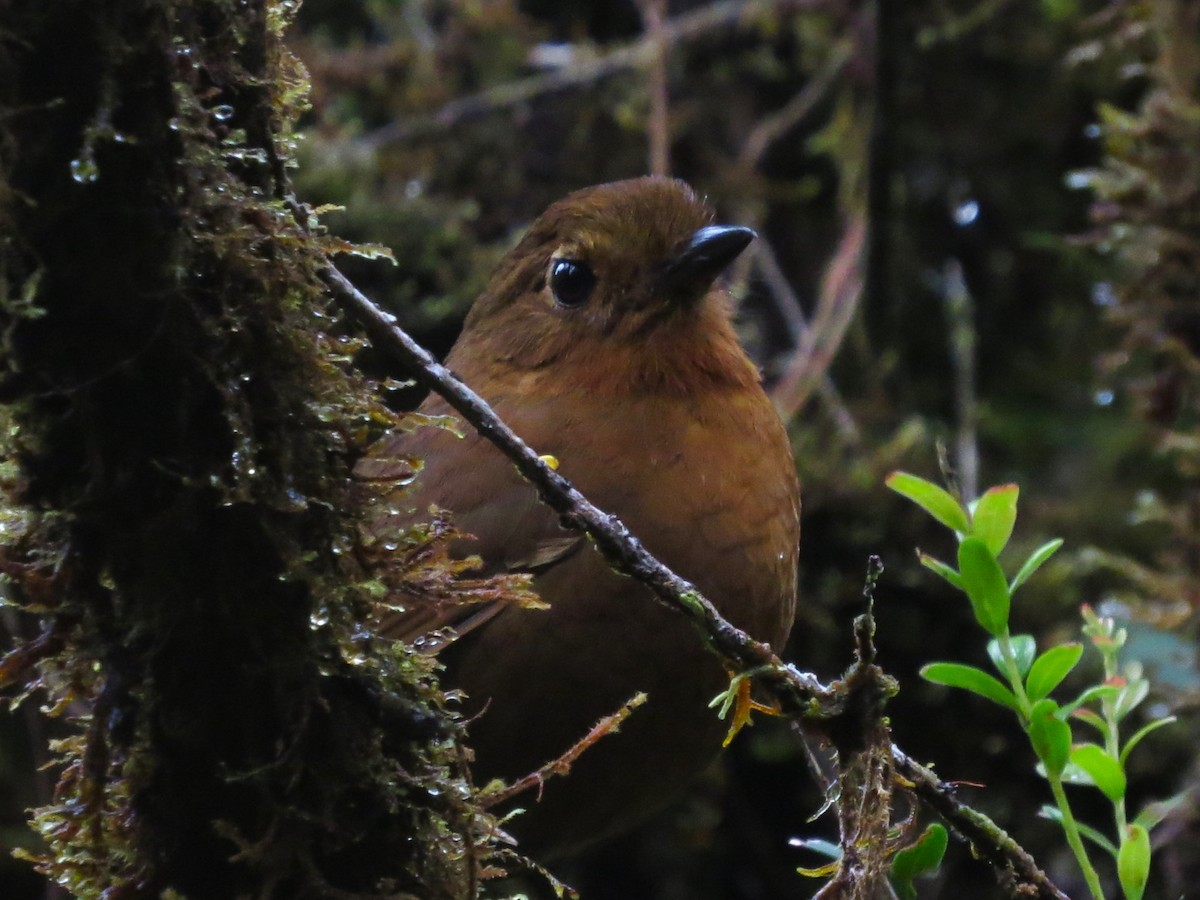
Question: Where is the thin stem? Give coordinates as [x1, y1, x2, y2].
[1048, 774, 1107, 900]
[996, 630, 1032, 716]
[1099, 656, 1128, 837]
[998, 629, 1105, 896]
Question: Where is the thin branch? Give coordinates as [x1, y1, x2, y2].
[892, 746, 1070, 900]
[751, 239, 861, 442]
[636, 0, 671, 177]
[770, 214, 867, 419]
[360, 0, 829, 149]
[722, 28, 861, 438]
[478, 693, 648, 810]
[738, 39, 854, 172]
[324, 263, 834, 715]
[323, 261, 1066, 898]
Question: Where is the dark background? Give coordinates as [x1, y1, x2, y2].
[3, 1, 1197, 897]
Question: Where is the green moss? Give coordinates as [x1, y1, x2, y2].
[0, 1, 527, 896]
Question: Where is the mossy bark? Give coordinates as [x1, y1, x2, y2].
[0, 2, 475, 896]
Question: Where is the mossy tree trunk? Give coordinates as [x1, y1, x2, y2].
[0, 2, 477, 896]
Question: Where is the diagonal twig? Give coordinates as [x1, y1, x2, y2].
[322, 261, 1067, 899]
[770, 214, 866, 420]
[323, 263, 835, 716]
[478, 693, 648, 810]
[892, 746, 1070, 900]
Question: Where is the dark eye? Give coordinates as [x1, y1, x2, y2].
[549, 259, 596, 309]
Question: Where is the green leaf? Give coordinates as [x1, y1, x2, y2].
[1133, 791, 1189, 831]
[1118, 824, 1151, 900]
[1069, 708, 1110, 741]
[918, 552, 964, 589]
[1042, 0, 1081, 22]
[887, 472, 971, 533]
[1114, 678, 1150, 721]
[1070, 743, 1127, 801]
[1120, 716, 1176, 766]
[889, 823, 948, 900]
[1025, 643, 1083, 701]
[791, 837, 842, 859]
[1010, 538, 1064, 593]
[1028, 698, 1071, 776]
[921, 662, 1020, 711]
[1060, 684, 1122, 719]
[988, 634, 1036, 678]
[793, 837, 842, 878]
[970, 484, 1019, 555]
[1039, 805, 1119, 857]
[957, 537, 1011, 636]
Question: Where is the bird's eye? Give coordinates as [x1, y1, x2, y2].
[549, 259, 596, 309]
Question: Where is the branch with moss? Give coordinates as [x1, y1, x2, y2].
[322, 262, 1068, 899]
[891, 747, 1069, 900]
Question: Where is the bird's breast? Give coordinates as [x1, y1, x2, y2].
[502, 382, 799, 645]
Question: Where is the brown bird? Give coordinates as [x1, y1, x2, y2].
[359, 176, 800, 859]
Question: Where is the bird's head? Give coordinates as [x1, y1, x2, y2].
[451, 177, 760, 395]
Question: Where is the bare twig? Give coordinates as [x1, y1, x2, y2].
[770, 215, 866, 419]
[751, 239, 861, 442]
[360, 0, 828, 148]
[738, 40, 854, 172]
[323, 262, 1066, 898]
[636, 0, 671, 176]
[723, 28, 861, 438]
[478, 693, 648, 810]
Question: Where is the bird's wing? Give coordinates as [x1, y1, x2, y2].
[356, 415, 582, 648]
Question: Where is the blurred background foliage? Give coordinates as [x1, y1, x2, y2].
[4, 0, 1199, 897]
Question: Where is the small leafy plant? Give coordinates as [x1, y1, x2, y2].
[887, 472, 1176, 900]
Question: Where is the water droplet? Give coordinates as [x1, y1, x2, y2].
[953, 199, 980, 227]
[1094, 389, 1114, 407]
[404, 178, 424, 199]
[1091, 282, 1116, 307]
[212, 104, 235, 122]
[70, 157, 98, 184]
[1064, 170, 1093, 190]
[1084, 122, 1102, 139]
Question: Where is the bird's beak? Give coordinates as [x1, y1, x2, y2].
[658, 225, 756, 297]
